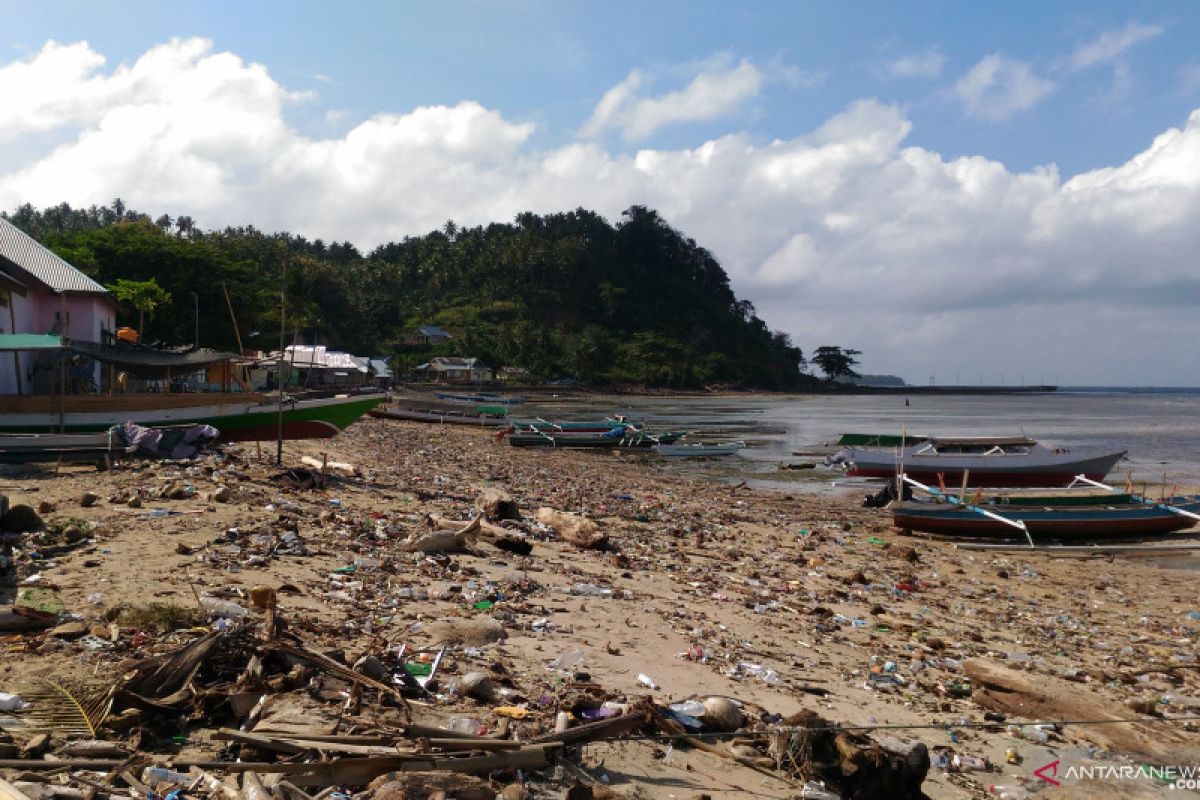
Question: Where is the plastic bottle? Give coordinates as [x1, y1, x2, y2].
[669, 700, 706, 717]
[988, 785, 1028, 799]
[141, 767, 193, 788]
[198, 596, 252, 618]
[445, 717, 487, 736]
[568, 583, 614, 598]
[637, 673, 659, 690]
[951, 754, 989, 772]
[1007, 724, 1049, 744]
[799, 781, 840, 799]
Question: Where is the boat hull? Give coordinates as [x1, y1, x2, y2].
[369, 407, 509, 427]
[892, 499, 1200, 540]
[508, 431, 684, 448]
[655, 441, 745, 457]
[436, 392, 526, 406]
[846, 447, 1126, 487]
[0, 394, 386, 442]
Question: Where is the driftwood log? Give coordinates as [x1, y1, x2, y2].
[403, 518, 481, 553]
[426, 514, 533, 556]
[474, 488, 520, 522]
[964, 658, 1200, 763]
[534, 508, 607, 550]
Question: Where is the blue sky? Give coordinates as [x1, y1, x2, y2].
[3, 2, 1200, 383]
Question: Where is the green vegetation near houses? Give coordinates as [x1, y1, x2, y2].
[6, 200, 861, 389]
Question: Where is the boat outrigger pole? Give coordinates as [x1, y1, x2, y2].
[901, 473, 1036, 549]
[1071, 475, 1200, 523]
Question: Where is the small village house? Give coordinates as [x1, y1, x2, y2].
[406, 325, 453, 346]
[412, 356, 493, 384]
[496, 365, 529, 384]
[0, 217, 119, 394]
[368, 357, 393, 388]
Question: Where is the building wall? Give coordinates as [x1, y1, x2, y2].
[0, 288, 117, 395]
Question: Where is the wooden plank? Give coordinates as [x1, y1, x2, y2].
[0, 779, 35, 800]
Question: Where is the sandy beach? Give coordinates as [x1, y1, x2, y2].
[3, 415, 1200, 799]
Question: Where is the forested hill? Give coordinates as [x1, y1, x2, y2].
[4, 201, 844, 389]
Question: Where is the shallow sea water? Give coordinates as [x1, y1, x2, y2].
[526, 389, 1200, 491]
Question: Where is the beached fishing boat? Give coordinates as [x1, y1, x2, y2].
[502, 416, 641, 436]
[436, 391, 527, 406]
[507, 426, 685, 449]
[841, 436, 1126, 487]
[0, 428, 136, 463]
[369, 405, 509, 427]
[655, 440, 745, 457]
[892, 495, 1200, 540]
[889, 474, 1200, 542]
[0, 392, 386, 442]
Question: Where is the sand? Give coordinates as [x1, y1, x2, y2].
[3, 415, 1200, 799]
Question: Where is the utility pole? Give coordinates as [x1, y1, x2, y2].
[276, 258, 286, 465]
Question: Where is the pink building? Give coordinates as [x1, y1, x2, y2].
[0, 217, 119, 395]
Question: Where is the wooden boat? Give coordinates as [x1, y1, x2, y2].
[369, 405, 509, 427]
[842, 436, 1126, 487]
[892, 495, 1200, 540]
[503, 416, 641, 435]
[655, 440, 745, 457]
[507, 427, 685, 449]
[0, 392, 386, 442]
[0, 428, 137, 464]
[436, 391, 527, 406]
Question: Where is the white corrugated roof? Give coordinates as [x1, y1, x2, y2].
[280, 345, 368, 371]
[0, 217, 109, 294]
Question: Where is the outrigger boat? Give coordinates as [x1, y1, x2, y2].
[654, 440, 745, 457]
[500, 416, 642, 436]
[839, 435, 1126, 487]
[507, 424, 685, 449]
[892, 474, 1200, 545]
[436, 391, 527, 406]
[369, 404, 509, 427]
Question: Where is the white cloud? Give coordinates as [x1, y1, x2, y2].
[954, 54, 1055, 121]
[3, 39, 1200, 384]
[581, 56, 763, 141]
[887, 49, 945, 79]
[1067, 22, 1161, 72]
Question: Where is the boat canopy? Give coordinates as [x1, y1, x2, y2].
[67, 340, 239, 379]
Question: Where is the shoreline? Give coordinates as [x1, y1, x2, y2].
[2, 417, 1199, 798]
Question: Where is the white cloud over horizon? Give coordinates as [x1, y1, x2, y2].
[3, 38, 1200, 384]
[1066, 22, 1162, 72]
[581, 55, 764, 140]
[887, 49, 946, 79]
[954, 54, 1056, 121]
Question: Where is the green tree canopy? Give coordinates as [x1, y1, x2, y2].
[8, 200, 862, 390]
[812, 346, 862, 382]
[106, 276, 171, 338]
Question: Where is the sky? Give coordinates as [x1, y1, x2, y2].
[2, 1, 1200, 386]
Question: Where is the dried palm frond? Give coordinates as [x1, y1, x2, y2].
[16, 678, 114, 738]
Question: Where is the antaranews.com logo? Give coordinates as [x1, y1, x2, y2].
[1034, 758, 1200, 790]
